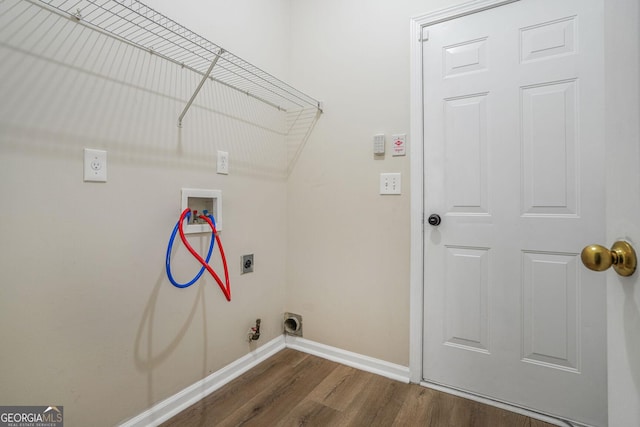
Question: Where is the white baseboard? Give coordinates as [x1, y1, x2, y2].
[118, 335, 286, 427]
[119, 335, 411, 426]
[285, 335, 411, 383]
[118, 334, 586, 427]
[120, 335, 576, 427]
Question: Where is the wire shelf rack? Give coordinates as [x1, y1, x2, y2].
[30, 0, 323, 116]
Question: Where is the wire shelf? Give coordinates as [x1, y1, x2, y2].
[31, 0, 322, 114]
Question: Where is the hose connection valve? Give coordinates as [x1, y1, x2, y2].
[248, 318, 261, 342]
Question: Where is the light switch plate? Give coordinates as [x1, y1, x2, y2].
[380, 173, 401, 195]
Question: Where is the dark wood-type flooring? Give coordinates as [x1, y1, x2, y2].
[162, 348, 557, 427]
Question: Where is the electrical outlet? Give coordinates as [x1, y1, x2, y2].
[241, 254, 254, 274]
[217, 151, 229, 174]
[84, 148, 107, 182]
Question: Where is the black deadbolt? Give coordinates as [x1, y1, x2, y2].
[427, 214, 441, 226]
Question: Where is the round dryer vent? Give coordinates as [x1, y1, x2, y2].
[283, 312, 303, 337]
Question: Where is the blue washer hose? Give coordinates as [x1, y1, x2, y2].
[166, 211, 216, 288]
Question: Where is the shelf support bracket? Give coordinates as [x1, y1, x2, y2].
[178, 48, 224, 127]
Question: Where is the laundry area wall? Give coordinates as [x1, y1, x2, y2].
[285, 0, 460, 366]
[0, 0, 295, 425]
[0, 0, 473, 425]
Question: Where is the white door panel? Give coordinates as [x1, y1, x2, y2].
[422, 1, 606, 425]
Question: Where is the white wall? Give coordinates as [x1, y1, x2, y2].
[286, 0, 464, 366]
[0, 1, 291, 425]
[147, 0, 291, 81]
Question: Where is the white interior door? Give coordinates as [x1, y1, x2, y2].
[422, 1, 607, 425]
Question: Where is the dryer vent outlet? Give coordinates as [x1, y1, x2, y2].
[284, 312, 302, 337]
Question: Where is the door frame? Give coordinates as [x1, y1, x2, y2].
[410, 1, 640, 425]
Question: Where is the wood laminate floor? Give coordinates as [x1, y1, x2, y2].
[162, 348, 558, 427]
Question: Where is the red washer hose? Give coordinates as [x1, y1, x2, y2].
[177, 208, 231, 301]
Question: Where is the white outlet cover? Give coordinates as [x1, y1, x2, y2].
[84, 148, 107, 182]
[217, 150, 229, 175]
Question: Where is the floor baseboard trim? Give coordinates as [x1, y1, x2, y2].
[421, 381, 587, 427]
[119, 335, 411, 426]
[285, 335, 411, 383]
[118, 335, 286, 427]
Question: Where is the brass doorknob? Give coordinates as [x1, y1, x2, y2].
[581, 241, 637, 277]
